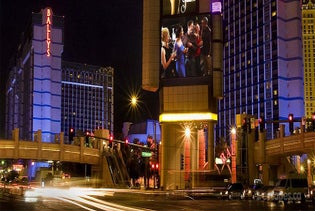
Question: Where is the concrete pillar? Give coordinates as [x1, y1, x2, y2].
[258, 131, 266, 164]
[13, 128, 19, 159]
[142, 0, 160, 92]
[257, 131, 267, 184]
[207, 121, 214, 170]
[160, 123, 185, 190]
[262, 163, 270, 185]
[212, 12, 223, 99]
[36, 130, 42, 159]
[248, 130, 256, 184]
[60, 132, 64, 144]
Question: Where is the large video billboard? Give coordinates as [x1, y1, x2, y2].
[162, 0, 198, 16]
[160, 12, 212, 81]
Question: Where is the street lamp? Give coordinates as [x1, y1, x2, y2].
[184, 127, 191, 138]
[231, 127, 237, 183]
[131, 95, 138, 107]
[129, 94, 159, 189]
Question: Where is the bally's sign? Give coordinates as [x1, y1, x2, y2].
[46, 8, 52, 57]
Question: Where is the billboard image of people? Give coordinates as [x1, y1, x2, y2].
[160, 14, 212, 80]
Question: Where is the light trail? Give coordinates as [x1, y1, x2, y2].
[24, 187, 153, 211]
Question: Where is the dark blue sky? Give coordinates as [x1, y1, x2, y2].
[0, 0, 157, 137]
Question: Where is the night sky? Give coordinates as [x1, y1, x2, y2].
[0, 0, 158, 138]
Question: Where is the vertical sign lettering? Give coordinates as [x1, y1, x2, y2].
[46, 8, 52, 57]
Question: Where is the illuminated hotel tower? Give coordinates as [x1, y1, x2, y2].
[302, 1, 315, 119]
[61, 62, 114, 138]
[5, 8, 114, 142]
[5, 8, 63, 142]
[218, 0, 304, 139]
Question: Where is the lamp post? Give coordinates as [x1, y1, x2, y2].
[231, 127, 237, 183]
[130, 94, 159, 189]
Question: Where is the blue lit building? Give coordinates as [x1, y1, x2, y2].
[218, 0, 304, 140]
[61, 61, 114, 139]
[126, 119, 161, 145]
[5, 8, 114, 142]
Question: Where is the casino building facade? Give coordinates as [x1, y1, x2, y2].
[5, 8, 114, 143]
[218, 0, 304, 140]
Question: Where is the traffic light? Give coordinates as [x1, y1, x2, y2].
[151, 163, 159, 171]
[85, 131, 90, 147]
[312, 113, 315, 131]
[69, 127, 75, 143]
[288, 113, 294, 133]
[150, 162, 159, 189]
[180, 154, 184, 170]
[124, 138, 129, 149]
[242, 118, 247, 132]
[259, 116, 265, 132]
[109, 135, 113, 147]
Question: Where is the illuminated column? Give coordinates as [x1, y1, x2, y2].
[231, 128, 237, 183]
[307, 159, 312, 186]
[198, 129, 206, 169]
[207, 121, 214, 170]
[184, 137, 191, 184]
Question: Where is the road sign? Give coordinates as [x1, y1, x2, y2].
[142, 152, 152, 157]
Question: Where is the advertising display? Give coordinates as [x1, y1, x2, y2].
[160, 0, 212, 80]
[162, 0, 197, 16]
[160, 13, 212, 82]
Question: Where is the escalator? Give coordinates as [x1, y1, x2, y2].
[103, 148, 130, 188]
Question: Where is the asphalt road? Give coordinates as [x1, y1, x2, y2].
[1, 187, 315, 211]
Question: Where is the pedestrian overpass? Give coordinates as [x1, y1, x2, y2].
[254, 129, 315, 186]
[255, 131, 315, 164]
[264, 131, 315, 159]
[0, 129, 101, 164]
[2, 128, 315, 188]
[0, 128, 130, 188]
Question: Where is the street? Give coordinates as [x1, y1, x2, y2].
[1, 187, 315, 211]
